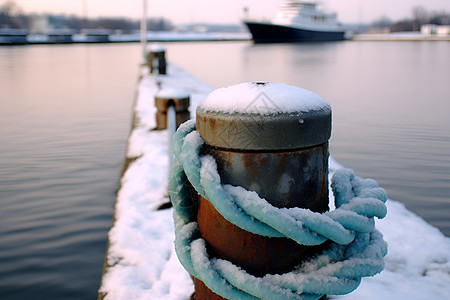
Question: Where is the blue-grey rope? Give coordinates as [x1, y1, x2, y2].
[169, 119, 388, 299]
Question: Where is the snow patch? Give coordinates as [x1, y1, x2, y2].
[99, 63, 450, 300]
[200, 82, 331, 115]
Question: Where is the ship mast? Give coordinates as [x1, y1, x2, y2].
[82, 0, 88, 28]
[141, 0, 148, 58]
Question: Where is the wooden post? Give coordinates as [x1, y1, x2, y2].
[147, 44, 167, 75]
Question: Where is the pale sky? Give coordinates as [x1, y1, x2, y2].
[4, 0, 450, 24]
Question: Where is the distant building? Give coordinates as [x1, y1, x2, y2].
[366, 27, 391, 34]
[0, 27, 28, 44]
[421, 24, 450, 35]
[28, 15, 49, 34]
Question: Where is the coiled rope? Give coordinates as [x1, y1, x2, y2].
[169, 120, 388, 300]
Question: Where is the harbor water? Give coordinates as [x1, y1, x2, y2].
[0, 40, 449, 299]
[0, 44, 140, 299]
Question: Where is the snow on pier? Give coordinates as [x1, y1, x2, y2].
[98, 63, 450, 300]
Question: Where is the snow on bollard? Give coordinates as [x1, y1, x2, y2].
[154, 87, 190, 130]
[194, 82, 331, 298]
[146, 43, 167, 75]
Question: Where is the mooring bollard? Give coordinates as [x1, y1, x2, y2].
[146, 44, 166, 75]
[171, 81, 388, 299]
[194, 82, 332, 298]
[154, 87, 190, 130]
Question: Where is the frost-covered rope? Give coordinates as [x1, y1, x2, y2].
[169, 120, 388, 299]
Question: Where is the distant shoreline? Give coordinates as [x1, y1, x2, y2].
[352, 32, 450, 41]
[1, 31, 449, 46]
[0, 32, 252, 46]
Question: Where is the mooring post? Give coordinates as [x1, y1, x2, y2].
[193, 82, 332, 299]
[154, 87, 190, 130]
[155, 87, 190, 182]
[146, 44, 167, 75]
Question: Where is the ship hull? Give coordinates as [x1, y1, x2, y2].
[245, 21, 345, 43]
[0, 29, 28, 45]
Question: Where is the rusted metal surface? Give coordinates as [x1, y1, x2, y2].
[196, 106, 331, 151]
[147, 50, 166, 74]
[197, 143, 330, 274]
[154, 96, 190, 130]
[197, 196, 329, 277]
[192, 277, 226, 300]
[155, 110, 190, 130]
[155, 96, 190, 113]
[193, 275, 327, 300]
[203, 143, 329, 211]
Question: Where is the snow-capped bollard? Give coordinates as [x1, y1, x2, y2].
[194, 82, 332, 298]
[154, 87, 190, 130]
[146, 44, 166, 75]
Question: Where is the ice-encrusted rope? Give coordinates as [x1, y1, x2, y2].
[169, 120, 388, 300]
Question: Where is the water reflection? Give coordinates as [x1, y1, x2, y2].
[0, 43, 141, 300]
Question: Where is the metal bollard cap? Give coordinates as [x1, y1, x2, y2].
[155, 86, 190, 113]
[148, 43, 166, 53]
[155, 86, 189, 100]
[196, 82, 331, 151]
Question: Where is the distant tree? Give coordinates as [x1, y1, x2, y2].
[42, 14, 173, 33]
[391, 7, 450, 32]
[63, 15, 89, 30]
[411, 6, 429, 30]
[371, 16, 393, 28]
[0, 0, 24, 28]
[0, 0, 22, 16]
[391, 20, 415, 32]
[429, 11, 450, 25]
[1, 1, 174, 32]
[412, 6, 429, 23]
[147, 18, 173, 31]
[88, 17, 139, 32]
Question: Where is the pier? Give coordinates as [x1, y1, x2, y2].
[0, 31, 251, 45]
[97, 51, 450, 300]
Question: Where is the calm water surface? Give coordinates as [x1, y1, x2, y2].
[0, 44, 141, 299]
[0, 40, 449, 299]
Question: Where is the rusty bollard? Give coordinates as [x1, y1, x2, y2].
[154, 88, 190, 130]
[147, 44, 167, 75]
[194, 82, 332, 299]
